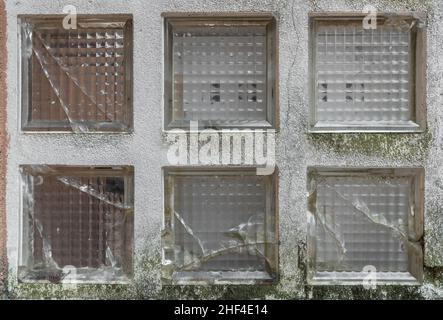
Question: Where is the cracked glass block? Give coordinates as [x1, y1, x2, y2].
[19, 15, 133, 132]
[162, 167, 278, 284]
[309, 14, 426, 132]
[307, 168, 424, 285]
[19, 165, 134, 283]
[164, 16, 276, 130]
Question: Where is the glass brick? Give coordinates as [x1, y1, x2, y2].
[164, 15, 277, 130]
[19, 15, 133, 132]
[307, 167, 424, 285]
[162, 167, 278, 284]
[19, 165, 134, 283]
[309, 14, 426, 132]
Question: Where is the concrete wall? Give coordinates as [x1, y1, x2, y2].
[1, 0, 443, 299]
[0, 0, 8, 298]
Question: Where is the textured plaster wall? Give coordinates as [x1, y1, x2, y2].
[0, 0, 7, 298]
[2, 0, 443, 299]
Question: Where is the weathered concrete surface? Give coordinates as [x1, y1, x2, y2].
[2, 0, 443, 299]
[0, 0, 8, 298]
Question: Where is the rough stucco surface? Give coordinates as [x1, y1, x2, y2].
[0, 0, 7, 298]
[2, 0, 443, 299]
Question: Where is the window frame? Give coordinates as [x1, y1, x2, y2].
[308, 12, 427, 133]
[18, 14, 134, 133]
[18, 165, 135, 284]
[162, 166, 279, 285]
[306, 166, 424, 285]
[163, 13, 278, 131]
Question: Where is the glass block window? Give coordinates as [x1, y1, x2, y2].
[309, 13, 426, 132]
[307, 167, 424, 285]
[19, 15, 133, 132]
[19, 165, 134, 283]
[164, 15, 277, 130]
[162, 167, 278, 284]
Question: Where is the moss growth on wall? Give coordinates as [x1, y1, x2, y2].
[308, 131, 433, 161]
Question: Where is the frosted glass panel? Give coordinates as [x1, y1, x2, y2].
[174, 175, 267, 271]
[172, 26, 267, 122]
[316, 25, 410, 123]
[315, 177, 409, 272]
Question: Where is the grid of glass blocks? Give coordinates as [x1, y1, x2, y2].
[19, 165, 134, 283]
[164, 14, 277, 130]
[309, 13, 426, 132]
[162, 167, 278, 284]
[19, 15, 133, 132]
[307, 167, 424, 285]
